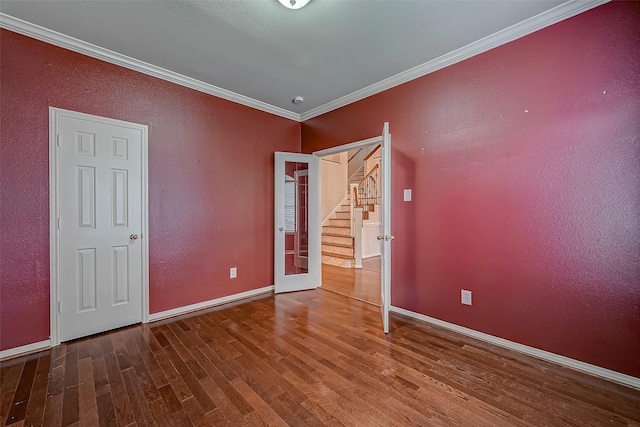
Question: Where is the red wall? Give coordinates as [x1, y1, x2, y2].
[302, 2, 640, 377]
[0, 30, 300, 351]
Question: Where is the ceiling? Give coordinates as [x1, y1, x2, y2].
[0, 0, 605, 121]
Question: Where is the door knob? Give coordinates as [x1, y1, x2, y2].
[377, 235, 384, 240]
[279, 227, 284, 232]
[130, 234, 138, 240]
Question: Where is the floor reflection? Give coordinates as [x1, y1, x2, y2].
[320, 256, 381, 305]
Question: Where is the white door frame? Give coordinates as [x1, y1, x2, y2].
[313, 125, 391, 333]
[293, 169, 309, 270]
[49, 107, 150, 346]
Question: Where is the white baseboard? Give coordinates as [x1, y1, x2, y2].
[149, 286, 274, 322]
[0, 339, 51, 361]
[0, 287, 274, 360]
[390, 306, 640, 390]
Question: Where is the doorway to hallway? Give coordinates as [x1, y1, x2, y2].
[321, 256, 381, 306]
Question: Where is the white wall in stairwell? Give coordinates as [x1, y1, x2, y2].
[320, 152, 348, 222]
[364, 147, 381, 175]
[362, 210, 382, 258]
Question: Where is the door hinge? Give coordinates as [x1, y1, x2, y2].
[58, 301, 61, 313]
[56, 134, 61, 146]
[57, 218, 61, 229]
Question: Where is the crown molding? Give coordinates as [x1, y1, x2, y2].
[1, 1, 608, 123]
[0, 13, 302, 122]
[300, 0, 609, 121]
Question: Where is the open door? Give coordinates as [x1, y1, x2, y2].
[379, 123, 392, 333]
[311, 123, 392, 333]
[274, 152, 320, 293]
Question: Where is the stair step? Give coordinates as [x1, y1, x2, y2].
[322, 226, 350, 236]
[328, 218, 350, 227]
[322, 251, 354, 259]
[335, 211, 350, 220]
[322, 234, 354, 246]
[322, 253, 355, 268]
[322, 244, 354, 257]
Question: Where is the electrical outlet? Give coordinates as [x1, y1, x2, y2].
[230, 267, 237, 279]
[461, 290, 472, 305]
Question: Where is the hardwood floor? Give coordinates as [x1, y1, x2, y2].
[321, 257, 381, 306]
[2, 290, 639, 426]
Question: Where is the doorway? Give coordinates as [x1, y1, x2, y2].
[274, 123, 392, 332]
[49, 107, 149, 346]
[318, 144, 382, 306]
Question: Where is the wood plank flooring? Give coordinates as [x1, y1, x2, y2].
[321, 257, 381, 306]
[2, 289, 639, 426]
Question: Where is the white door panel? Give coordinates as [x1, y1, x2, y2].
[380, 123, 392, 333]
[274, 152, 320, 293]
[57, 114, 144, 342]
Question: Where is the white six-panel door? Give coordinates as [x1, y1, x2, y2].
[51, 108, 148, 343]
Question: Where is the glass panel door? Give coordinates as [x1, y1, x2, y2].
[274, 153, 319, 293]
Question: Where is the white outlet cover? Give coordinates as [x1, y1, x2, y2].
[461, 290, 472, 305]
[404, 189, 412, 201]
[230, 267, 237, 278]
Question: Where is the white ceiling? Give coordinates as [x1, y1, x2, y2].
[0, 0, 605, 121]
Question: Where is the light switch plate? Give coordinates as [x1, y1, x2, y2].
[461, 290, 472, 305]
[404, 189, 412, 201]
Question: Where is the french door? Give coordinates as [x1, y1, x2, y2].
[379, 123, 392, 333]
[274, 123, 391, 332]
[273, 153, 320, 293]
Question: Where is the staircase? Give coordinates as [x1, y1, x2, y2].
[322, 152, 380, 269]
[350, 165, 365, 186]
[322, 198, 356, 268]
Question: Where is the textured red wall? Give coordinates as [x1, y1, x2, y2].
[302, 2, 640, 377]
[0, 30, 300, 351]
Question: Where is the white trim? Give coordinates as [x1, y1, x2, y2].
[362, 253, 381, 259]
[49, 107, 149, 346]
[390, 306, 640, 390]
[0, 14, 300, 122]
[300, 0, 609, 121]
[322, 194, 348, 226]
[313, 136, 382, 157]
[149, 286, 274, 322]
[0, 340, 51, 361]
[49, 109, 60, 346]
[380, 123, 391, 334]
[1, 2, 606, 122]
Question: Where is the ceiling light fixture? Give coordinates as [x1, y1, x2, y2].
[293, 96, 304, 105]
[277, 0, 310, 10]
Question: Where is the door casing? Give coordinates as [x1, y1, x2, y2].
[312, 126, 391, 332]
[49, 107, 150, 346]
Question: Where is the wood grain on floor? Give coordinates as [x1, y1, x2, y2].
[1, 289, 639, 426]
